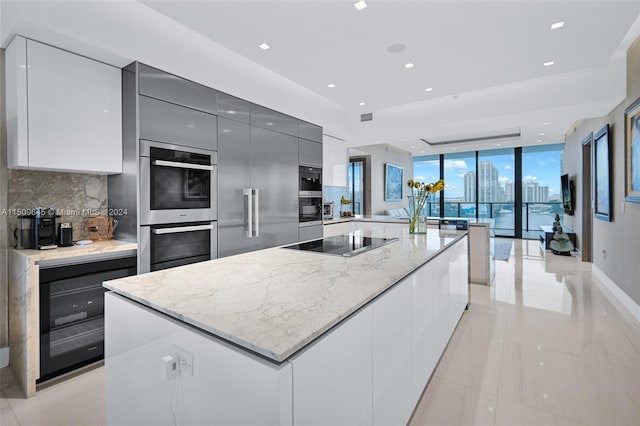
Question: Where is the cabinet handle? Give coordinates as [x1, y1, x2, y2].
[153, 160, 213, 171]
[152, 224, 213, 234]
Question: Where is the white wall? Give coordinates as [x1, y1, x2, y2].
[355, 144, 413, 215]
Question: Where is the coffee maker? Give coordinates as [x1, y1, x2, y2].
[15, 208, 58, 250]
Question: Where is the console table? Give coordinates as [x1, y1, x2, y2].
[539, 225, 577, 250]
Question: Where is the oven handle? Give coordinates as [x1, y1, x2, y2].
[152, 224, 214, 235]
[243, 188, 253, 238]
[153, 160, 213, 171]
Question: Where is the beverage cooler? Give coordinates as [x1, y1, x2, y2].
[38, 256, 137, 382]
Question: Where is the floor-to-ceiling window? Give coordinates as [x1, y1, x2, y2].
[348, 159, 365, 215]
[521, 144, 564, 239]
[443, 152, 476, 218]
[412, 155, 440, 216]
[478, 148, 515, 236]
[412, 143, 563, 239]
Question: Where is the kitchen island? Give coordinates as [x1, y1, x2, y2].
[104, 227, 468, 425]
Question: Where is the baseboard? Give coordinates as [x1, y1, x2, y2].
[0, 346, 9, 368]
[592, 264, 640, 324]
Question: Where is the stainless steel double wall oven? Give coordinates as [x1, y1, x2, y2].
[139, 140, 217, 272]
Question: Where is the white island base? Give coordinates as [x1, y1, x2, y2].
[105, 235, 468, 425]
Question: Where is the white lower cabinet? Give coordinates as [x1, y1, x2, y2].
[372, 278, 412, 426]
[291, 306, 373, 426]
[105, 293, 293, 426]
[410, 260, 438, 406]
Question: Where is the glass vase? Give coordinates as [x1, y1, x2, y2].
[409, 214, 427, 234]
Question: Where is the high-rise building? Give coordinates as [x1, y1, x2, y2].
[522, 181, 550, 202]
[478, 160, 501, 202]
[464, 171, 476, 202]
[505, 181, 515, 202]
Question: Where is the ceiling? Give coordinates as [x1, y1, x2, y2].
[3, 1, 640, 157]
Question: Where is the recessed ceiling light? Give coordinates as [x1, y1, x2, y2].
[411, 146, 415, 149]
[543, 122, 549, 125]
[539, 133, 545, 136]
[354, 0, 367, 11]
[425, 87, 433, 92]
[497, 143, 502, 146]
[222, 129, 231, 133]
[404, 62, 415, 69]
[421, 150, 425, 153]
[327, 83, 336, 88]
[550, 21, 564, 30]
[543, 61, 555, 67]
[258, 42, 270, 50]
[266, 122, 273, 126]
[451, 148, 456, 151]
[228, 110, 236, 114]
[359, 102, 366, 106]
[537, 139, 542, 142]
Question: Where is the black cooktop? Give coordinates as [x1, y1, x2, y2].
[283, 235, 398, 257]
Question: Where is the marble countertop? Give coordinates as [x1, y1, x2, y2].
[324, 215, 410, 224]
[12, 239, 137, 263]
[104, 227, 467, 363]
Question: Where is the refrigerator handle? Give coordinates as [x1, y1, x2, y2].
[243, 188, 253, 238]
[253, 188, 260, 237]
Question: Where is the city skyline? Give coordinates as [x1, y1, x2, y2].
[413, 145, 563, 201]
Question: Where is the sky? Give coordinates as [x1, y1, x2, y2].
[413, 145, 563, 200]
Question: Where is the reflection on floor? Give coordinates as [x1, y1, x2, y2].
[2, 240, 640, 426]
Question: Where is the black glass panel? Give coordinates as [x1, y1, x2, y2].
[283, 235, 398, 257]
[151, 226, 210, 265]
[151, 165, 210, 210]
[299, 197, 322, 222]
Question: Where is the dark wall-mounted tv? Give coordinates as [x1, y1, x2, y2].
[561, 174, 574, 215]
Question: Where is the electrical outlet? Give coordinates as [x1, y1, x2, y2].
[174, 345, 193, 377]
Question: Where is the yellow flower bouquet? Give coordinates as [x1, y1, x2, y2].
[406, 179, 445, 234]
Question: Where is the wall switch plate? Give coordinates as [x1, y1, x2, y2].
[161, 354, 180, 382]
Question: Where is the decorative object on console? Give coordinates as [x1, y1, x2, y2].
[624, 97, 640, 202]
[552, 213, 561, 231]
[406, 179, 444, 234]
[384, 163, 403, 201]
[594, 124, 612, 221]
[549, 226, 575, 255]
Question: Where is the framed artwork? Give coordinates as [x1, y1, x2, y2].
[594, 124, 612, 221]
[625, 97, 640, 202]
[384, 163, 403, 201]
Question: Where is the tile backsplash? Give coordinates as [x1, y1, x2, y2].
[7, 170, 108, 244]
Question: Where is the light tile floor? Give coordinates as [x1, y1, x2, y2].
[2, 240, 639, 425]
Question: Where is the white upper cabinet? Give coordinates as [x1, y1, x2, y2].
[6, 36, 122, 174]
[322, 134, 347, 187]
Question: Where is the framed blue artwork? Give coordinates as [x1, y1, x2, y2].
[594, 124, 612, 221]
[625, 97, 640, 203]
[384, 163, 403, 201]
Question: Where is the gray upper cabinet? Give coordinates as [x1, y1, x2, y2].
[138, 63, 217, 115]
[139, 95, 217, 151]
[217, 92, 251, 124]
[250, 104, 299, 137]
[299, 122, 322, 143]
[299, 138, 322, 167]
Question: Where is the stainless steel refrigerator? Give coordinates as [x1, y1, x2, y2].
[217, 118, 299, 257]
